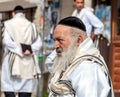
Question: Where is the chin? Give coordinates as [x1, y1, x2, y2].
[57, 53, 62, 57]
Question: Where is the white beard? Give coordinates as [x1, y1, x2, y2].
[52, 41, 78, 73]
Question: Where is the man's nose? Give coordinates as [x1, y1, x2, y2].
[54, 41, 60, 49]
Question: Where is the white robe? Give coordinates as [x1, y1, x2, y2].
[48, 38, 113, 97]
[1, 13, 42, 92]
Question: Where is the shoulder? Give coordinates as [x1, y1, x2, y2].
[83, 7, 94, 13]
[31, 22, 36, 27]
[4, 19, 12, 26]
[69, 60, 100, 81]
[82, 7, 94, 16]
[72, 9, 77, 16]
[77, 60, 98, 71]
[70, 60, 99, 76]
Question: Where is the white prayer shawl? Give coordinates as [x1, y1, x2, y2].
[4, 14, 40, 79]
[1, 13, 42, 92]
[48, 38, 114, 97]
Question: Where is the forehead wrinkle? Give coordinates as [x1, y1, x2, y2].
[54, 25, 70, 38]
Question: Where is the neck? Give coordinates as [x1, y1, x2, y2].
[77, 7, 83, 13]
[77, 10, 81, 13]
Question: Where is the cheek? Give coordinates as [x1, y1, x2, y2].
[58, 35, 72, 50]
[62, 40, 71, 51]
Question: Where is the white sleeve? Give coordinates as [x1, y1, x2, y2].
[31, 35, 42, 52]
[86, 11, 104, 35]
[3, 28, 23, 56]
[45, 50, 57, 72]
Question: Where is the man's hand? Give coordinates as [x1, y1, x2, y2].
[91, 34, 97, 41]
[23, 50, 31, 56]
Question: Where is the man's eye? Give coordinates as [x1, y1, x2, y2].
[59, 38, 64, 41]
[57, 39, 64, 43]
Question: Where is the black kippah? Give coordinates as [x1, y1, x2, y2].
[14, 5, 24, 12]
[58, 16, 86, 32]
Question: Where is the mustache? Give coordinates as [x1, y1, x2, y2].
[56, 47, 63, 53]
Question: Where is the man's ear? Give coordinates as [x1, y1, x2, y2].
[77, 35, 83, 46]
[12, 12, 15, 17]
[73, 1, 76, 6]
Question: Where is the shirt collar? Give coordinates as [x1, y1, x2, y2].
[74, 37, 100, 59]
[14, 13, 25, 18]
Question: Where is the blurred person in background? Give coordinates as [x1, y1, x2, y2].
[48, 16, 114, 97]
[72, 0, 103, 45]
[1, 5, 42, 97]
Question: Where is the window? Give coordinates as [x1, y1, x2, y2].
[117, 2, 120, 35]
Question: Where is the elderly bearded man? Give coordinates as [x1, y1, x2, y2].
[48, 16, 114, 97]
[45, 0, 104, 72]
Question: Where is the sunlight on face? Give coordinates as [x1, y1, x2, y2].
[53, 25, 73, 56]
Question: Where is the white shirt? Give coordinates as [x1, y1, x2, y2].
[72, 8, 104, 37]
